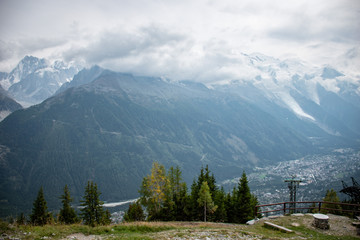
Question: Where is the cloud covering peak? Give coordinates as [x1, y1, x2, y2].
[0, 0, 359, 81]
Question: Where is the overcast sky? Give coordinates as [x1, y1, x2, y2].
[0, 0, 359, 81]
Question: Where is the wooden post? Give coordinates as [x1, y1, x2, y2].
[283, 202, 286, 215]
[318, 202, 322, 212]
[254, 206, 258, 218]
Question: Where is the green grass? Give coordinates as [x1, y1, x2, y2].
[1, 215, 359, 240]
[0, 221, 178, 240]
[112, 224, 175, 233]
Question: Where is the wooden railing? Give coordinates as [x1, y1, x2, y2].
[255, 201, 360, 217]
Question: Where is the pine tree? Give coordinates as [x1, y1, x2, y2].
[213, 187, 227, 222]
[167, 166, 188, 221]
[80, 181, 106, 226]
[204, 166, 217, 195]
[322, 189, 341, 214]
[124, 201, 145, 222]
[30, 187, 51, 226]
[225, 187, 237, 223]
[168, 166, 183, 197]
[101, 209, 112, 225]
[59, 185, 78, 224]
[174, 182, 189, 221]
[236, 172, 252, 223]
[189, 166, 218, 221]
[189, 179, 200, 221]
[197, 181, 217, 222]
[250, 194, 260, 219]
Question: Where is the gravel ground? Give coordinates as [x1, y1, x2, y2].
[302, 213, 358, 237]
[62, 233, 102, 240]
[59, 214, 359, 240]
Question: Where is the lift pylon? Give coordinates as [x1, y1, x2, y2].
[284, 175, 302, 213]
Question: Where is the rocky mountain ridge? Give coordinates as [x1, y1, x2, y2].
[0, 56, 81, 106]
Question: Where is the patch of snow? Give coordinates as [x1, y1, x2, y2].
[0, 79, 12, 90]
[318, 78, 341, 93]
[277, 91, 315, 121]
[35, 67, 57, 77]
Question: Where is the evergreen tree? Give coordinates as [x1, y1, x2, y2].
[189, 166, 218, 221]
[189, 179, 200, 220]
[159, 193, 175, 221]
[236, 171, 252, 223]
[250, 194, 260, 219]
[80, 181, 106, 226]
[167, 166, 188, 221]
[202, 166, 217, 194]
[16, 213, 26, 225]
[30, 187, 51, 226]
[136, 164, 257, 223]
[174, 182, 189, 221]
[322, 189, 342, 214]
[101, 209, 112, 225]
[59, 185, 78, 224]
[225, 187, 237, 223]
[139, 163, 190, 221]
[168, 166, 183, 197]
[124, 201, 145, 222]
[213, 187, 227, 222]
[197, 181, 217, 222]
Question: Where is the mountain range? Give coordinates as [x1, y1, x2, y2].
[0, 56, 81, 106]
[0, 54, 359, 217]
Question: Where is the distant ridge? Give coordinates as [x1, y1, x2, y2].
[0, 85, 22, 121]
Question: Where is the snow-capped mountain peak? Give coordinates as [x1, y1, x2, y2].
[1, 56, 47, 90]
[0, 56, 82, 106]
[210, 52, 359, 126]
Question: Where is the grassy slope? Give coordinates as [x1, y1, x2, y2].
[1, 215, 359, 240]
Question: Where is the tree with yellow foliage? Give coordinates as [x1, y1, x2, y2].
[139, 162, 169, 219]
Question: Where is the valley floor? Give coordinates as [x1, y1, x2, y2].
[1, 214, 359, 240]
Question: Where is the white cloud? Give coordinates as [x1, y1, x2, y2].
[0, 0, 359, 81]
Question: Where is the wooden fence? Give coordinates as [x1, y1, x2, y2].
[255, 201, 360, 217]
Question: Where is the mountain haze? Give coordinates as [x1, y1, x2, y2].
[0, 53, 359, 217]
[0, 69, 318, 216]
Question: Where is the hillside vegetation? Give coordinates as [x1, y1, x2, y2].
[1, 214, 358, 239]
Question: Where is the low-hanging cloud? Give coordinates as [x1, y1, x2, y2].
[0, 0, 359, 80]
[63, 26, 186, 65]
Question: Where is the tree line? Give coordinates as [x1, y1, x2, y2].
[126, 162, 259, 223]
[19, 163, 258, 226]
[21, 181, 110, 226]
